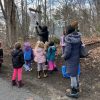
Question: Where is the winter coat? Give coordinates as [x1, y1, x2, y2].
[36, 25, 49, 43]
[64, 32, 81, 77]
[24, 48, 34, 61]
[47, 46, 56, 61]
[11, 49, 24, 68]
[34, 48, 46, 63]
[60, 35, 66, 47]
[0, 48, 3, 63]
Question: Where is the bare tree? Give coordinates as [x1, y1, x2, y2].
[0, 0, 17, 47]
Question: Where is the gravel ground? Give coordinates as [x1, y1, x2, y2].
[0, 42, 100, 100]
[0, 78, 43, 100]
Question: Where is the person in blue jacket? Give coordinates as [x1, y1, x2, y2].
[23, 42, 34, 71]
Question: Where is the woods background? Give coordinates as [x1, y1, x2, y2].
[0, 0, 100, 47]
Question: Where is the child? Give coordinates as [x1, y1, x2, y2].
[34, 41, 47, 79]
[0, 42, 3, 72]
[23, 42, 34, 71]
[44, 41, 49, 67]
[60, 31, 66, 56]
[11, 42, 24, 88]
[47, 41, 57, 73]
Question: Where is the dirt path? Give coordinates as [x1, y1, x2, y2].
[0, 78, 43, 100]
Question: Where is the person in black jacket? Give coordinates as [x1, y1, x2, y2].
[35, 21, 49, 43]
[0, 42, 3, 72]
[11, 42, 24, 88]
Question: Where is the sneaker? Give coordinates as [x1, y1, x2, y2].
[18, 81, 24, 88]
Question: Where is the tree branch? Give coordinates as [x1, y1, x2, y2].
[0, 0, 6, 19]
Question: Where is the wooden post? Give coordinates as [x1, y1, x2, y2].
[37, 5, 41, 25]
[29, 5, 42, 25]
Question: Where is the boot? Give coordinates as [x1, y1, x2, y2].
[18, 80, 24, 88]
[49, 70, 53, 74]
[66, 87, 79, 98]
[53, 67, 58, 72]
[37, 71, 41, 79]
[12, 80, 17, 86]
[43, 70, 48, 78]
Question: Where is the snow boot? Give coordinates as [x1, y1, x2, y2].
[37, 71, 41, 79]
[12, 80, 17, 86]
[18, 81, 24, 88]
[66, 87, 79, 98]
[53, 67, 58, 72]
[43, 70, 48, 78]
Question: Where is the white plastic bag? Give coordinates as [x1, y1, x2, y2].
[23, 64, 30, 71]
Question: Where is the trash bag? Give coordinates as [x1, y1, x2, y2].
[61, 65, 70, 78]
[61, 64, 80, 78]
[23, 64, 30, 71]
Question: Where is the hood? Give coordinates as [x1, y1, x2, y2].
[42, 26, 47, 31]
[41, 25, 48, 33]
[49, 46, 56, 51]
[24, 42, 31, 50]
[65, 32, 81, 44]
[24, 47, 31, 51]
[12, 49, 21, 57]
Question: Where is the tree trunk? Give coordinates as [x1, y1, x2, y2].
[4, 0, 17, 47]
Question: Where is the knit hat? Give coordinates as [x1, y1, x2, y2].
[24, 42, 31, 50]
[24, 42, 31, 47]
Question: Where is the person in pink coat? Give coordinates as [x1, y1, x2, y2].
[34, 41, 48, 79]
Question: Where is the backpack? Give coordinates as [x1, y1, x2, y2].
[80, 43, 88, 58]
[24, 48, 33, 61]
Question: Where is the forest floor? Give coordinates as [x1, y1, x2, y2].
[0, 37, 100, 100]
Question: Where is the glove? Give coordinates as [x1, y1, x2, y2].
[36, 21, 39, 25]
[35, 26, 37, 29]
